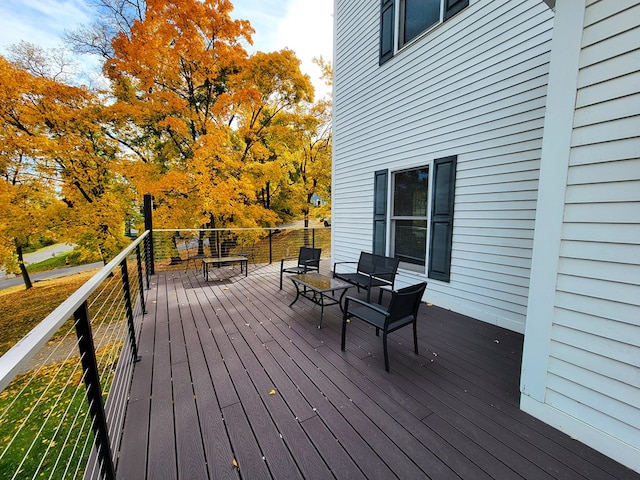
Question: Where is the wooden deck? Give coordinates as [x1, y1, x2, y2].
[116, 262, 637, 480]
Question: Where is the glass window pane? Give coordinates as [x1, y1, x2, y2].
[394, 220, 427, 265]
[393, 168, 429, 216]
[403, 0, 440, 44]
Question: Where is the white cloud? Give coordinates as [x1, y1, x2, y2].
[232, 0, 334, 99]
[0, 0, 92, 52]
[276, 0, 334, 98]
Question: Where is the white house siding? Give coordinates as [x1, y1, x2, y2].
[333, 0, 554, 332]
[521, 0, 640, 472]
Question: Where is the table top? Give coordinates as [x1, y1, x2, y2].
[290, 272, 352, 293]
[202, 256, 248, 263]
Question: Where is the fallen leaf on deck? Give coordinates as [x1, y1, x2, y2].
[269, 389, 277, 395]
[232, 458, 239, 470]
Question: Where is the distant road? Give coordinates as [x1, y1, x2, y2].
[0, 244, 103, 290]
[0, 244, 75, 279]
[0, 262, 105, 290]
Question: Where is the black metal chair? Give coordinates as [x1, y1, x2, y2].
[341, 282, 427, 372]
[279, 247, 322, 289]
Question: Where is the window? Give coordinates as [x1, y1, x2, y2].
[380, 0, 469, 64]
[391, 167, 429, 267]
[373, 156, 456, 281]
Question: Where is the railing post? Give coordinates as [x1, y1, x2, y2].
[144, 194, 154, 275]
[269, 230, 273, 264]
[74, 302, 116, 480]
[120, 259, 141, 362]
[312, 228, 316, 248]
[143, 235, 151, 289]
[135, 245, 147, 314]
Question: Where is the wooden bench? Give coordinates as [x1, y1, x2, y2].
[202, 255, 248, 280]
[333, 252, 399, 302]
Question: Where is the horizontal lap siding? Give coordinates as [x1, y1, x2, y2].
[333, 0, 553, 332]
[547, 0, 640, 454]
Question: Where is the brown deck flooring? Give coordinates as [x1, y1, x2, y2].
[116, 263, 638, 480]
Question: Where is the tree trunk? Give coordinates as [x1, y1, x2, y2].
[303, 208, 310, 246]
[16, 243, 33, 290]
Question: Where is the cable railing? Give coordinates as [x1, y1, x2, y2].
[0, 223, 330, 480]
[151, 225, 331, 272]
[0, 232, 151, 480]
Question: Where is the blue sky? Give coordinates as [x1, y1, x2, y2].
[0, 0, 333, 95]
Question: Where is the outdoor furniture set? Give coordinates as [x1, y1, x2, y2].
[282, 248, 427, 372]
[194, 244, 426, 372]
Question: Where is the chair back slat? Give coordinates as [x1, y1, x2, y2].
[372, 254, 400, 282]
[387, 282, 427, 322]
[298, 247, 321, 269]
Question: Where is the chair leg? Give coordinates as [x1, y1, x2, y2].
[382, 330, 389, 372]
[279, 270, 283, 289]
[413, 320, 418, 354]
[341, 314, 348, 351]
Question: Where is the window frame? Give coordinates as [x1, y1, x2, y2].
[389, 164, 432, 273]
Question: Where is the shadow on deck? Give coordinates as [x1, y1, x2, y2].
[116, 262, 635, 480]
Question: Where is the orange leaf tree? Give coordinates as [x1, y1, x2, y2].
[0, 55, 132, 288]
[103, 0, 319, 232]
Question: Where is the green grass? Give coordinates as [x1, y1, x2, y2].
[0, 269, 126, 478]
[26, 251, 99, 274]
[0, 348, 120, 479]
[0, 360, 92, 479]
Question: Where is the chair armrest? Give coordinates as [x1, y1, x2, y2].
[345, 296, 389, 316]
[333, 261, 357, 272]
[280, 256, 298, 268]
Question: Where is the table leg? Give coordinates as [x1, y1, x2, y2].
[289, 281, 301, 307]
[318, 294, 325, 329]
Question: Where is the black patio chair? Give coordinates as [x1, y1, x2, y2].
[341, 282, 427, 372]
[279, 246, 322, 289]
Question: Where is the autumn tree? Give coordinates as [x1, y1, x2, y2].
[64, 0, 333, 242]
[0, 135, 61, 289]
[0, 55, 132, 288]
[87, 0, 320, 231]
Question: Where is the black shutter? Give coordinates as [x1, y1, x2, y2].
[428, 156, 456, 282]
[444, 0, 469, 20]
[373, 169, 388, 255]
[380, 0, 395, 65]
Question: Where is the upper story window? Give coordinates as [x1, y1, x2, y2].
[380, 0, 469, 64]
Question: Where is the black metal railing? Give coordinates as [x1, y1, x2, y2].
[0, 232, 151, 480]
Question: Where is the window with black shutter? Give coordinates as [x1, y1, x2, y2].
[373, 169, 388, 255]
[380, 0, 395, 64]
[379, 0, 468, 64]
[428, 155, 456, 282]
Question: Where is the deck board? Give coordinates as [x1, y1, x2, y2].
[115, 263, 639, 480]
